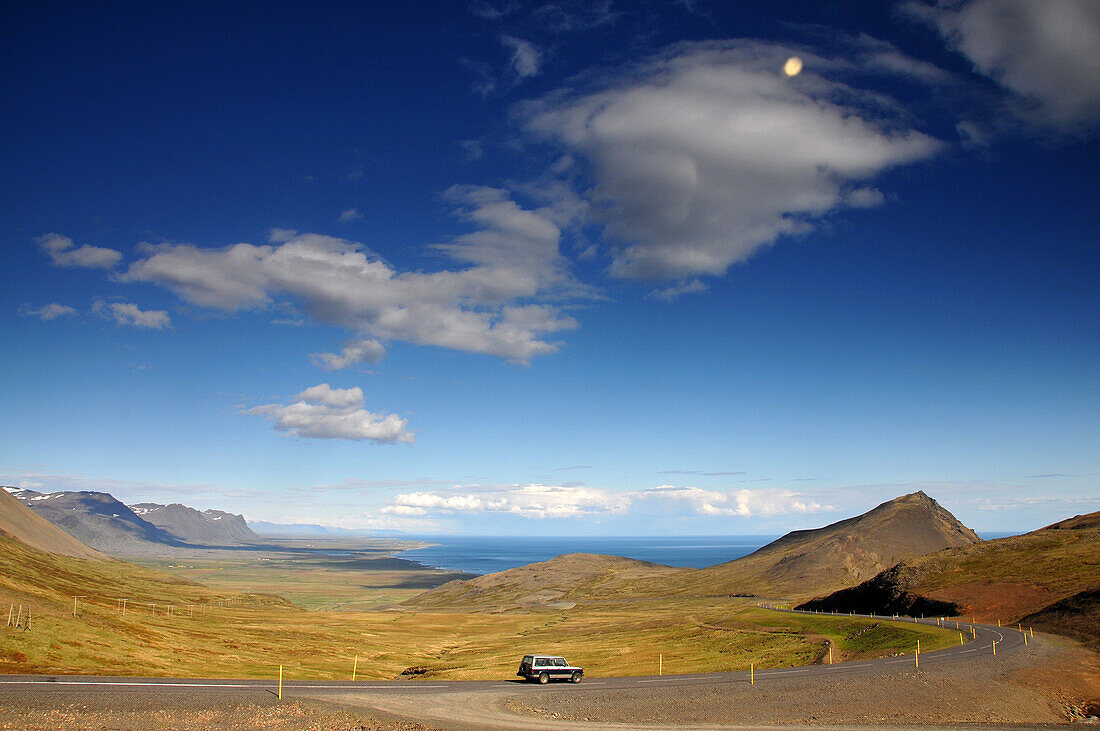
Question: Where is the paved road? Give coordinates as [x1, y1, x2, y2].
[0, 611, 1025, 699]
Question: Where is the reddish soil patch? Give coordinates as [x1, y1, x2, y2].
[924, 581, 1062, 622]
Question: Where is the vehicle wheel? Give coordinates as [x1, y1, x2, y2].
[538, 672, 549, 684]
[571, 671, 582, 683]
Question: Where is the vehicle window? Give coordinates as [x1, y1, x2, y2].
[554, 658, 567, 666]
[534, 658, 546, 666]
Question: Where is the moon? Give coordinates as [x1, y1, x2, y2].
[783, 56, 803, 77]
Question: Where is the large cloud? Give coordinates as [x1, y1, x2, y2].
[384, 484, 631, 519]
[246, 383, 413, 443]
[381, 484, 826, 520]
[524, 41, 943, 280]
[910, 0, 1100, 130]
[123, 187, 591, 363]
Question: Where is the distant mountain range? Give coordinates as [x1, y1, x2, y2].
[409, 491, 982, 609]
[2, 487, 263, 555]
[131, 502, 260, 545]
[0, 487, 107, 560]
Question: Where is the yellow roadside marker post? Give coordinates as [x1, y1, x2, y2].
[997, 619, 1001, 627]
[353, 655, 358, 681]
[992, 641, 997, 656]
[829, 646, 833, 665]
[1023, 632, 1028, 647]
[659, 654, 662, 676]
[278, 665, 283, 699]
[750, 663, 754, 685]
[959, 632, 964, 645]
[915, 640, 920, 669]
[1030, 627, 1034, 639]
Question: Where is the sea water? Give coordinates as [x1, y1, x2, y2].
[395, 535, 777, 576]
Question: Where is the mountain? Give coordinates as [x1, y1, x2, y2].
[130, 503, 262, 545]
[409, 492, 981, 609]
[798, 510, 1100, 647]
[0, 487, 107, 560]
[652, 491, 981, 598]
[5, 487, 183, 555]
[407, 553, 682, 610]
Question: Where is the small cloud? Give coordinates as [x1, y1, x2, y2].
[657, 470, 748, 476]
[19, 303, 77, 321]
[337, 208, 363, 223]
[37, 233, 122, 269]
[93, 300, 171, 329]
[502, 35, 542, 79]
[844, 187, 885, 208]
[1025, 473, 1076, 479]
[461, 139, 484, 161]
[647, 279, 708, 302]
[461, 58, 498, 98]
[555, 465, 593, 471]
[311, 339, 387, 370]
[245, 383, 413, 443]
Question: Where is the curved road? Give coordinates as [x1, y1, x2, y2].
[0, 612, 1031, 727]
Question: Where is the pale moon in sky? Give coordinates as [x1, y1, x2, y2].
[783, 56, 803, 77]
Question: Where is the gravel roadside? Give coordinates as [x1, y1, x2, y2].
[344, 638, 1099, 729]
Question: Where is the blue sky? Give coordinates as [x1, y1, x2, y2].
[2, 0, 1097, 534]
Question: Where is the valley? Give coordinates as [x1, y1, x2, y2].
[1, 486, 1097, 727]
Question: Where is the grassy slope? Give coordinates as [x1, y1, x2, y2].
[0, 489, 107, 560]
[129, 553, 472, 611]
[0, 535, 956, 680]
[894, 512, 1099, 619]
[798, 511, 1100, 645]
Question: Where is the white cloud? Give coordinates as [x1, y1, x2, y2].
[311, 339, 387, 370]
[910, 0, 1100, 130]
[246, 383, 413, 443]
[524, 40, 942, 280]
[123, 188, 592, 363]
[647, 279, 708, 302]
[502, 35, 542, 79]
[381, 484, 827, 520]
[37, 233, 122, 269]
[385, 484, 631, 519]
[19, 303, 77, 320]
[634, 485, 827, 517]
[93, 300, 171, 329]
[337, 208, 363, 223]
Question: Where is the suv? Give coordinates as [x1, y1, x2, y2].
[517, 655, 583, 684]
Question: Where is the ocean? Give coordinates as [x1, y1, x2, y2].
[395, 535, 779, 576]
